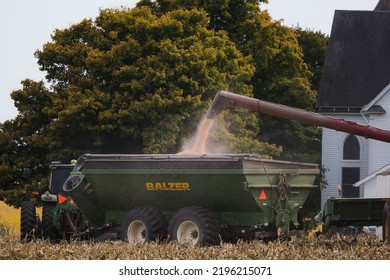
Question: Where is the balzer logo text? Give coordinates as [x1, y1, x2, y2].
[146, 182, 190, 191]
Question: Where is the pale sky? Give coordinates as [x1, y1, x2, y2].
[0, 0, 379, 122]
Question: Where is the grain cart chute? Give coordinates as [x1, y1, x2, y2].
[206, 90, 390, 238]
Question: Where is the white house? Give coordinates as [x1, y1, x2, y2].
[316, 0, 390, 207]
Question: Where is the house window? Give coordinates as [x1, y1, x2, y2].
[341, 134, 361, 197]
[343, 135, 360, 160]
[341, 167, 360, 197]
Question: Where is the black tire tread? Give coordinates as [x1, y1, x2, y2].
[42, 204, 61, 241]
[121, 206, 168, 243]
[168, 206, 220, 246]
[20, 201, 38, 241]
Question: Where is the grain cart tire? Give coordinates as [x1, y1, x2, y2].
[20, 201, 40, 241]
[382, 202, 390, 242]
[121, 206, 167, 244]
[168, 206, 220, 246]
[42, 204, 61, 241]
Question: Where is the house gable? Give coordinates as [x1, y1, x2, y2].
[316, 10, 390, 113]
[362, 82, 390, 113]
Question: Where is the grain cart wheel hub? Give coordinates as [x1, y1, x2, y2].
[177, 221, 200, 245]
[169, 206, 220, 246]
[120, 206, 168, 244]
[127, 220, 147, 243]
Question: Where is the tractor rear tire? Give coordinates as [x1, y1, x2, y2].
[121, 206, 167, 244]
[168, 206, 220, 246]
[42, 204, 61, 241]
[20, 201, 40, 241]
[383, 201, 390, 242]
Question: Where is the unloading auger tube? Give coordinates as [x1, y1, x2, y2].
[206, 90, 390, 143]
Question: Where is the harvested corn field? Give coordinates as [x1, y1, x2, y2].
[1, 232, 389, 260]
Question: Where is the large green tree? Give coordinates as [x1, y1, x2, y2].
[138, 0, 322, 161]
[0, 7, 280, 207]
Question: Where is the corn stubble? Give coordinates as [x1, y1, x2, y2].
[1, 233, 390, 260]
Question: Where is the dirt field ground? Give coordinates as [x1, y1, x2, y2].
[0, 230, 389, 260]
[0, 234, 390, 260]
[1, 201, 390, 260]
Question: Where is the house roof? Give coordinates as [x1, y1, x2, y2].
[375, 0, 390, 10]
[316, 9, 390, 112]
[362, 82, 390, 112]
[354, 163, 390, 187]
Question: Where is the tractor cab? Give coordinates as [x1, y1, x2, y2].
[41, 162, 75, 203]
[49, 163, 75, 195]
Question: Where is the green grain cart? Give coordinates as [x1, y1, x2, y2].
[21, 153, 319, 245]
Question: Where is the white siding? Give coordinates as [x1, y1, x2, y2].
[321, 127, 342, 205]
[362, 179, 379, 198]
[376, 176, 390, 197]
[362, 175, 390, 198]
[320, 114, 369, 207]
[367, 91, 390, 174]
[361, 135, 370, 184]
[368, 139, 390, 174]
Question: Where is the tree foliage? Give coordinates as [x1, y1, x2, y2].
[0, 80, 54, 206]
[225, 5, 321, 162]
[138, 0, 323, 161]
[137, 0, 266, 37]
[254, 25, 328, 162]
[293, 27, 329, 91]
